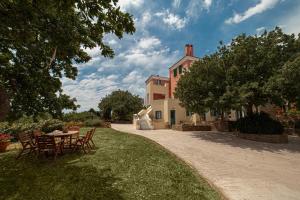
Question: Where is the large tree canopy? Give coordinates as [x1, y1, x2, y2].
[98, 90, 143, 121]
[0, 0, 135, 120]
[175, 27, 300, 117]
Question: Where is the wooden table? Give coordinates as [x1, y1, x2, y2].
[47, 130, 79, 151]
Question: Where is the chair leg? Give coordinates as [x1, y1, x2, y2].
[86, 142, 92, 150]
[90, 139, 95, 148]
[16, 149, 24, 159]
[81, 142, 87, 154]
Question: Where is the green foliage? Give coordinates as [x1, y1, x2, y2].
[0, 118, 64, 135]
[63, 111, 98, 122]
[98, 90, 143, 121]
[0, 0, 135, 119]
[39, 119, 64, 133]
[236, 112, 284, 135]
[84, 119, 104, 127]
[175, 27, 300, 115]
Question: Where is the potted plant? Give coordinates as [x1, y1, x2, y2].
[0, 133, 12, 152]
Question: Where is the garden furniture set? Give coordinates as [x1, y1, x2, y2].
[17, 127, 96, 159]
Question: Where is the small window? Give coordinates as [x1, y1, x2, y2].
[179, 65, 183, 74]
[173, 68, 177, 77]
[154, 79, 163, 85]
[155, 111, 162, 119]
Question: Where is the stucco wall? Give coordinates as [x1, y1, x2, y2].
[146, 79, 169, 105]
[169, 60, 194, 98]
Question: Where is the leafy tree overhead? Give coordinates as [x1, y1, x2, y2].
[98, 90, 143, 121]
[175, 27, 300, 116]
[0, 0, 135, 119]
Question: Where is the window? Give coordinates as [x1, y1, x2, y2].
[179, 65, 183, 74]
[155, 111, 162, 119]
[154, 79, 163, 85]
[173, 68, 177, 77]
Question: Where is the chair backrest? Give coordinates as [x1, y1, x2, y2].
[83, 130, 92, 143]
[68, 126, 80, 132]
[36, 135, 56, 151]
[18, 132, 34, 147]
[33, 130, 42, 137]
[90, 128, 96, 139]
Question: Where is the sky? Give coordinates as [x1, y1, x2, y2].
[62, 0, 300, 111]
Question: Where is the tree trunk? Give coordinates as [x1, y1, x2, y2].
[246, 104, 253, 115]
[0, 86, 10, 120]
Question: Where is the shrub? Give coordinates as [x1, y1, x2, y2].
[0, 119, 64, 136]
[63, 112, 98, 122]
[84, 119, 105, 127]
[64, 121, 84, 128]
[236, 112, 284, 135]
[40, 119, 64, 133]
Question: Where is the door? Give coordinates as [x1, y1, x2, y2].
[170, 110, 176, 126]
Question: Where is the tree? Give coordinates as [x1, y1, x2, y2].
[227, 28, 300, 114]
[175, 27, 300, 117]
[0, 0, 135, 119]
[98, 90, 143, 121]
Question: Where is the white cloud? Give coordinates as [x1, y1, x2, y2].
[186, 0, 213, 20]
[63, 34, 180, 111]
[172, 0, 181, 8]
[155, 10, 187, 30]
[137, 37, 161, 49]
[225, 0, 280, 24]
[203, 0, 213, 9]
[140, 11, 152, 27]
[118, 0, 143, 10]
[256, 27, 266, 35]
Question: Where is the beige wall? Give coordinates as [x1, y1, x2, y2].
[146, 79, 169, 105]
[149, 100, 168, 129]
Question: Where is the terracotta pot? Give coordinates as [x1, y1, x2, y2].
[0, 141, 10, 152]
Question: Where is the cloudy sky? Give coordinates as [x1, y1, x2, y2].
[62, 0, 300, 111]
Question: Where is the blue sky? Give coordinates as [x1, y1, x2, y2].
[62, 0, 300, 111]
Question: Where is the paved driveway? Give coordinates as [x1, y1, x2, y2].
[112, 124, 300, 200]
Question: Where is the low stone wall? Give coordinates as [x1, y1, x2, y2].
[172, 124, 211, 131]
[237, 132, 288, 143]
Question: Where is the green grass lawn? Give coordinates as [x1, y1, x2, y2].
[0, 128, 221, 200]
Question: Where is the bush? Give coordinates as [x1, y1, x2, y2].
[64, 121, 84, 128]
[0, 119, 64, 136]
[84, 119, 105, 127]
[39, 119, 64, 133]
[63, 112, 98, 122]
[236, 112, 284, 135]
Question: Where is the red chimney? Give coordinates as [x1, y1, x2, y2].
[184, 44, 193, 57]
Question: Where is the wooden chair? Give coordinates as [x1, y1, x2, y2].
[36, 135, 63, 159]
[68, 126, 80, 131]
[72, 130, 92, 153]
[87, 128, 96, 149]
[65, 126, 80, 149]
[17, 132, 37, 159]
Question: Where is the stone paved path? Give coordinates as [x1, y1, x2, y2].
[112, 124, 300, 200]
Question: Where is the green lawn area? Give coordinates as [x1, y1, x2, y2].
[0, 128, 222, 200]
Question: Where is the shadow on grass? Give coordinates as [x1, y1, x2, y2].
[0, 152, 124, 200]
[190, 131, 300, 153]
